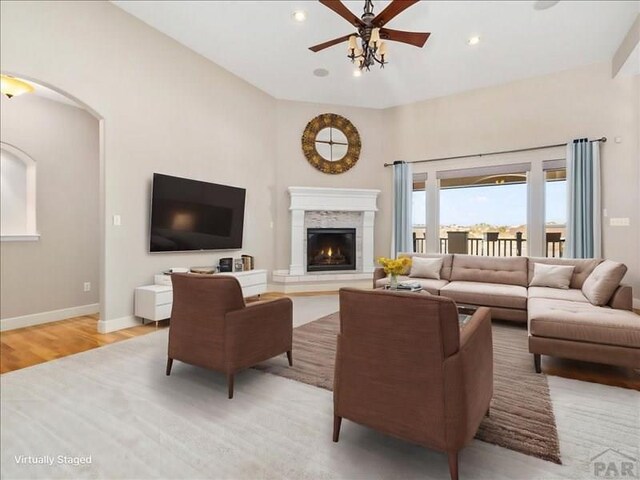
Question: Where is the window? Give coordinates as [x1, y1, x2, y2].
[412, 173, 427, 253]
[0, 143, 38, 241]
[437, 164, 529, 256]
[544, 162, 567, 257]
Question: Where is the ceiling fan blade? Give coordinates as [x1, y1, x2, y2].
[309, 34, 354, 52]
[380, 28, 430, 48]
[319, 0, 364, 28]
[373, 0, 419, 27]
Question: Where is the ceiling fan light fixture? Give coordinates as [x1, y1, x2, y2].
[310, 0, 430, 74]
[348, 35, 357, 50]
[467, 36, 480, 46]
[1, 74, 35, 99]
[369, 27, 381, 48]
[292, 10, 307, 22]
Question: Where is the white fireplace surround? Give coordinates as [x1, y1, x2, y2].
[288, 186, 380, 276]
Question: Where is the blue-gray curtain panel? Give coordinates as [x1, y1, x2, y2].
[392, 162, 413, 257]
[566, 138, 601, 258]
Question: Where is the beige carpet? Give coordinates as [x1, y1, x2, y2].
[254, 312, 562, 465]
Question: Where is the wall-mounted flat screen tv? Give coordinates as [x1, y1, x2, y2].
[150, 173, 246, 252]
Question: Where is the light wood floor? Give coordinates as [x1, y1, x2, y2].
[0, 293, 282, 374]
[2, 297, 639, 390]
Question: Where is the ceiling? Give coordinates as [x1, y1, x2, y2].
[113, 1, 639, 109]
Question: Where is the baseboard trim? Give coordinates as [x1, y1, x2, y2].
[97, 315, 140, 334]
[1, 304, 100, 332]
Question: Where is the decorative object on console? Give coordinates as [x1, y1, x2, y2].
[234, 258, 244, 272]
[190, 266, 216, 275]
[309, 0, 430, 73]
[301, 113, 361, 174]
[377, 256, 411, 290]
[241, 254, 254, 271]
[219, 257, 233, 272]
[169, 267, 189, 273]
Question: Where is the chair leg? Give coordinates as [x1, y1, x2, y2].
[333, 415, 342, 443]
[286, 350, 293, 367]
[447, 451, 459, 480]
[165, 357, 173, 376]
[227, 373, 234, 399]
[534, 354, 542, 373]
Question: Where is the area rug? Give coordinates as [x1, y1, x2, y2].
[254, 312, 562, 464]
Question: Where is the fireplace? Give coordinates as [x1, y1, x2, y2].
[307, 228, 356, 272]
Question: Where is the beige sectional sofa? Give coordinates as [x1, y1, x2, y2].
[373, 253, 640, 371]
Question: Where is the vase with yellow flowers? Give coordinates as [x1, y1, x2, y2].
[377, 256, 412, 290]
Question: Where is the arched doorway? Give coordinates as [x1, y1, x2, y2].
[0, 72, 105, 335]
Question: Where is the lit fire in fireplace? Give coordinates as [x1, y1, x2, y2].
[314, 246, 345, 265]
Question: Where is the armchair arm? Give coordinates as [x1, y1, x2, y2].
[373, 267, 387, 288]
[224, 297, 293, 371]
[608, 285, 633, 311]
[460, 307, 492, 348]
[443, 307, 493, 450]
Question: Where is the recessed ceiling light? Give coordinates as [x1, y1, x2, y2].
[352, 69, 362, 78]
[467, 36, 480, 46]
[313, 68, 329, 78]
[293, 10, 306, 22]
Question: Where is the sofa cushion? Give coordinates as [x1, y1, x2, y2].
[375, 276, 448, 295]
[528, 287, 589, 303]
[399, 253, 453, 280]
[409, 256, 443, 280]
[529, 263, 575, 289]
[450, 255, 528, 287]
[582, 260, 628, 306]
[527, 257, 602, 289]
[440, 281, 527, 309]
[528, 298, 640, 348]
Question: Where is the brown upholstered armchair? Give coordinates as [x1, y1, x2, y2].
[333, 288, 493, 480]
[166, 274, 293, 399]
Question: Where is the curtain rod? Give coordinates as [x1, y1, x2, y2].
[383, 137, 607, 167]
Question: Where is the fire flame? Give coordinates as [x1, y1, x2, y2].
[328, 247, 333, 257]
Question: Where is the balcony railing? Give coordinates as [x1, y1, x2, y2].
[412, 232, 565, 258]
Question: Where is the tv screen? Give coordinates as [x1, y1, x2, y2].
[150, 173, 246, 252]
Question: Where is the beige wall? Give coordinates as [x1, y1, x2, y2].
[386, 62, 640, 300]
[274, 100, 391, 270]
[1, 1, 279, 329]
[0, 95, 99, 319]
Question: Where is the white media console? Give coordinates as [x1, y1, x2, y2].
[134, 269, 268, 325]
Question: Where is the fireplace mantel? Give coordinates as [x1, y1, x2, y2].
[288, 187, 380, 276]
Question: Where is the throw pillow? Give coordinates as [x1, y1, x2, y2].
[529, 263, 575, 289]
[409, 257, 443, 280]
[582, 260, 627, 306]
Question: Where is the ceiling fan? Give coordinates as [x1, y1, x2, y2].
[309, 0, 430, 72]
